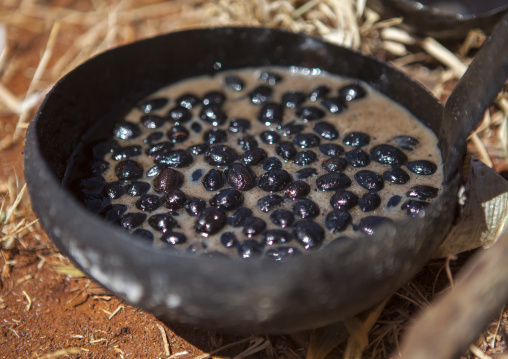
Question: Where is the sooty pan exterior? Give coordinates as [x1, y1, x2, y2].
[24, 27, 462, 333]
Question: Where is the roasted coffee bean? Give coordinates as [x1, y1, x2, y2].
[263, 157, 283, 171]
[200, 104, 227, 126]
[202, 169, 224, 191]
[241, 148, 266, 166]
[120, 213, 147, 230]
[136, 194, 162, 212]
[82, 193, 108, 213]
[258, 102, 283, 126]
[161, 231, 187, 245]
[358, 192, 381, 211]
[210, 188, 244, 211]
[162, 189, 187, 212]
[401, 200, 429, 216]
[228, 118, 251, 133]
[184, 198, 206, 216]
[309, 85, 331, 101]
[292, 219, 324, 250]
[342, 132, 370, 147]
[126, 181, 150, 197]
[187, 143, 209, 156]
[406, 160, 437, 175]
[133, 229, 154, 241]
[275, 141, 297, 161]
[220, 232, 238, 248]
[238, 135, 258, 151]
[176, 93, 199, 109]
[282, 91, 306, 108]
[370, 144, 408, 166]
[390, 135, 419, 151]
[92, 139, 120, 159]
[102, 204, 128, 223]
[258, 170, 292, 192]
[168, 106, 192, 123]
[249, 85, 273, 105]
[382, 168, 410, 184]
[113, 121, 141, 140]
[406, 185, 439, 200]
[345, 149, 370, 167]
[285, 181, 310, 199]
[325, 211, 351, 233]
[155, 149, 193, 168]
[144, 132, 164, 144]
[104, 182, 126, 199]
[292, 199, 319, 219]
[321, 157, 347, 172]
[194, 207, 227, 236]
[293, 133, 320, 148]
[237, 240, 264, 259]
[270, 209, 294, 228]
[192, 169, 203, 181]
[153, 168, 184, 192]
[242, 218, 267, 238]
[296, 106, 325, 122]
[319, 143, 344, 157]
[387, 195, 402, 207]
[295, 167, 318, 180]
[167, 125, 190, 143]
[229, 207, 253, 227]
[186, 241, 208, 255]
[79, 176, 105, 193]
[281, 122, 306, 136]
[293, 151, 317, 166]
[330, 191, 358, 210]
[202, 90, 226, 106]
[115, 160, 143, 180]
[203, 128, 228, 145]
[313, 122, 339, 140]
[91, 160, 109, 175]
[113, 145, 142, 160]
[265, 247, 301, 261]
[146, 141, 173, 157]
[264, 229, 292, 245]
[257, 194, 284, 213]
[359, 216, 393, 236]
[316, 172, 351, 191]
[354, 170, 384, 191]
[146, 164, 165, 177]
[204, 145, 238, 166]
[320, 97, 346, 114]
[339, 83, 366, 102]
[225, 163, 256, 191]
[190, 122, 202, 133]
[259, 71, 282, 85]
[141, 114, 165, 129]
[260, 130, 281, 144]
[224, 75, 244, 92]
[139, 98, 168, 113]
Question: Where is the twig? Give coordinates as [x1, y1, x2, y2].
[156, 323, 171, 358]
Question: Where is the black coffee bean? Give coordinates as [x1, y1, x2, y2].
[321, 157, 347, 172]
[139, 98, 168, 113]
[401, 200, 429, 216]
[281, 122, 306, 136]
[237, 240, 264, 259]
[83, 193, 108, 213]
[406, 185, 439, 200]
[265, 247, 301, 261]
[316, 172, 352, 191]
[155, 149, 193, 168]
[184, 198, 206, 216]
[295, 167, 318, 180]
[370, 144, 408, 166]
[168, 106, 192, 123]
[342, 132, 370, 147]
[210, 188, 244, 211]
[259, 71, 282, 85]
[225, 163, 256, 191]
[293, 151, 317, 166]
[296, 106, 325, 122]
[120, 213, 147, 230]
[258, 170, 292, 192]
[387, 195, 402, 207]
[292, 219, 324, 250]
[113, 121, 141, 140]
[325, 211, 351, 233]
[330, 191, 358, 211]
[192, 169, 203, 181]
[260, 130, 281, 144]
[320, 97, 346, 114]
[190, 122, 202, 133]
[89, 160, 108, 177]
[249, 85, 273, 105]
[406, 160, 437, 175]
[141, 114, 165, 129]
[257, 194, 284, 212]
[194, 207, 227, 236]
[146, 164, 165, 178]
[345, 149, 370, 167]
[115, 160, 143, 180]
[79, 176, 105, 193]
[264, 229, 292, 245]
[309, 85, 331, 101]
[161, 231, 187, 245]
[238, 135, 258, 151]
[202, 169, 224, 191]
[263, 157, 283, 171]
[354, 170, 384, 191]
[153, 168, 184, 193]
[228, 118, 251, 133]
[275, 141, 297, 161]
[136, 194, 162, 212]
[176, 93, 199, 109]
[242, 218, 267, 238]
[187, 143, 209, 156]
[241, 148, 266, 166]
[133, 229, 154, 241]
[292, 199, 319, 219]
[203, 128, 228, 145]
[285, 181, 310, 199]
[144, 132, 164, 145]
[293, 133, 320, 148]
[102, 204, 128, 223]
[382, 168, 410, 184]
[202, 90, 226, 106]
[204, 145, 238, 166]
[319, 143, 344, 157]
[390, 135, 420, 151]
[358, 192, 381, 211]
[126, 181, 151, 197]
[312, 122, 338, 140]
[200, 104, 227, 126]
[92, 139, 120, 159]
[282, 91, 306, 108]
[229, 207, 253, 227]
[224, 75, 244, 92]
[104, 182, 126, 199]
[220, 232, 238, 248]
[358, 216, 393, 236]
[146, 141, 173, 157]
[339, 83, 366, 102]
[113, 145, 142, 160]
[162, 189, 187, 212]
[270, 209, 294, 228]
[258, 102, 283, 126]
[167, 125, 190, 143]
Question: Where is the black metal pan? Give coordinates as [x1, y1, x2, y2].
[24, 15, 508, 333]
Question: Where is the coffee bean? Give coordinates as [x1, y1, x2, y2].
[358, 192, 381, 211]
[192, 169, 203, 181]
[241, 148, 266, 166]
[293, 151, 317, 166]
[92, 139, 120, 159]
[120, 213, 147, 230]
[354, 170, 384, 191]
[264, 229, 292, 245]
[113, 145, 142, 160]
[153, 168, 184, 193]
[342, 132, 370, 147]
[313, 122, 339, 140]
[316, 172, 351, 191]
[390, 135, 419, 151]
[257, 194, 284, 212]
[141, 114, 165, 129]
[229, 207, 253, 227]
[406, 185, 439, 200]
[194, 207, 227, 236]
[136, 194, 162, 212]
[258, 102, 283, 126]
[406, 160, 437, 175]
[187, 143, 209, 156]
[292, 219, 324, 250]
[321, 157, 347, 172]
[162, 189, 187, 212]
[79, 176, 105, 193]
[155, 149, 193, 168]
[339, 83, 366, 102]
[293, 133, 320, 148]
[176, 93, 199, 109]
[249, 85, 273, 105]
[202, 169, 224, 191]
[387, 195, 402, 207]
[133, 229, 154, 241]
[224, 75, 244, 92]
[243, 218, 267, 238]
[228, 118, 251, 133]
[259, 71, 282, 85]
[345, 149, 370, 167]
[237, 240, 264, 259]
[146, 164, 165, 178]
[238, 135, 258, 151]
[260, 130, 281, 145]
[325, 211, 351, 232]
[225, 163, 256, 191]
[102, 204, 128, 223]
[358, 216, 393, 236]
[104, 182, 126, 199]
[144, 132, 164, 144]
[258, 170, 292, 192]
[401, 200, 429, 216]
[210, 188, 244, 211]
[281, 122, 306, 136]
[200, 104, 227, 126]
[220, 232, 238, 248]
[321, 97, 346, 114]
[203, 128, 228, 145]
[263, 157, 283, 171]
[382, 168, 410, 184]
[282, 91, 306, 108]
[295, 167, 318, 180]
[330, 191, 358, 211]
[285, 181, 310, 199]
[202, 90, 226, 106]
[292, 199, 319, 219]
[275, 141, 297, 161]
[115, 160, 143, 180]
[270, 209, 294, 228]
[168, 106, 192, 123]
[319, 143, 344, 157]
[161, 231, 187, 245]
[370, 144, 408, 166]
[91, 160, 109, 175]
[309, 85, 331, 101]
[139, 98, 168, 113]
[126, 181, 150, 197]
[146, 142, 173, 157]
[296, 106, 325, 122]
[184, 198, 206, 216]
[113, 121, 141, 140]
[204, 145, 238, 166]
[265, 247, 301, 261]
